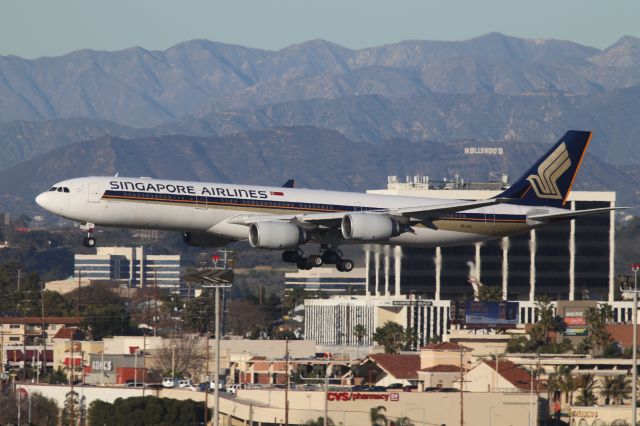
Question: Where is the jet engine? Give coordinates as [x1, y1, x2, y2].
[183, 232, 233, 247]
[248, 222, 307, 249]
[341, 213, 400, 241]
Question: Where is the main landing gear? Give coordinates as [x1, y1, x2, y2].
[282, 246, 354, 272]
[81, 223, 97, 248]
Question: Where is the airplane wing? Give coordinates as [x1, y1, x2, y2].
[526, 207, 627, 225]
[227, 198, 510, 229]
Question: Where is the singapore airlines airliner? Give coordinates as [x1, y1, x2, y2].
[36, 130, 618, 272]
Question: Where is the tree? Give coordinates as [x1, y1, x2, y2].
[550, 365, 578, 404]
[226, 299, 270, 337]
[575, 374, 598, 406]
[184, 289, 216, 334]
[354, 324, 366, 345]
[600, 375, 631, 405]
[395, 416, 415, 426]
[370, 405, 388, 426]
[478, 285, 503, 302]
[535, 296, 559, 345]
[60, 390, 80, 426]
[584, 305, 614, 355]
[373, 321, 407, 354]
[153, 337, 206, 379]
[0, 391, 59, 426]
[304, 417, 335, 426]
[87, 396, 208, 426]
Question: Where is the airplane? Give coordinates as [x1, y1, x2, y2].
[36, 130, 620, 272]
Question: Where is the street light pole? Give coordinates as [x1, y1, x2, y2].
[622, 264, 640, 426]
[633, 264, 639, 426]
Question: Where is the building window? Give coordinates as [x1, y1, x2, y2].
[9, 336, 20, 341]
[9, 324, 20, 329]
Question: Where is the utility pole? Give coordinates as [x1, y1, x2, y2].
[459, 347, 464, 426]
[40, 282, 47, 383]
[69, 334, 74, 426]
[204, 331, 210, 426]
[183, 268, 233, 426]
[77, 268, 82, 313]
[285, 337, 289, 426]
[622, 264, 639, 426]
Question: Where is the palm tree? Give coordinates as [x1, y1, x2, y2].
[599, 375, 631, 405]
[370, 406, 388, 426]
[548, 365, 577, 404]
[575, 373, 599, 406]
[354, 324, 366, 345]
[535, 296, 557, 345]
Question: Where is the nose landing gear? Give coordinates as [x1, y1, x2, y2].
[80, 223, 96, 248]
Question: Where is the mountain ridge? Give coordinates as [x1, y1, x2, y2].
[2, 33, 639, 127]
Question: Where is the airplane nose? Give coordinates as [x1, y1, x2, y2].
[35, 192, 49, 210]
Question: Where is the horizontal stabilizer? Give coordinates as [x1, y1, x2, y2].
[526, 207, 626, 225]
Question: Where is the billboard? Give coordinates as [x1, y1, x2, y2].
[464, 301, 518, 328]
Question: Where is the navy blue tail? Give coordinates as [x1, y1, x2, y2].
[496, 130, 592, 207]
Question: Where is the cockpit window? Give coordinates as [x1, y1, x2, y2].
[49, 187, 58, 191]
[63, 187, 70, 193]
[57, 187, 63, 192]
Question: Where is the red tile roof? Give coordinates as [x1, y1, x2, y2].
[53, 327, 84, 340]
[419, 364, 461, 373]
[421, 342, 472, 351]
[368, 354, 421, 380]
[482, 360, 543, 391]
[607, 324, 634, 348]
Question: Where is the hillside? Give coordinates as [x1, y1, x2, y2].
[1, 127, 634, 215]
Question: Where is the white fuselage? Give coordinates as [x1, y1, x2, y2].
[35, 176, 554, 248]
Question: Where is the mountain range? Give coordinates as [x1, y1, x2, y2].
[1, 33, 639, 214]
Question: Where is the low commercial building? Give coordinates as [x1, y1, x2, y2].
[19, 383, 543, 426]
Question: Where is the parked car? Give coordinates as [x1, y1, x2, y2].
[385, 383, 403, 390]
[226, 384, 247, 395]
[351, 385, 367, 391]
[162, 377, 179, 388]
[364, 386, 387, 392]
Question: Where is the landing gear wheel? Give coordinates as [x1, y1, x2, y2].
[308, 255, 323, 268]
[282, 250, 299, 263]
[82, 236, 96, 248]
[297, 257, 312, 270]
[336, 259, 354, 272]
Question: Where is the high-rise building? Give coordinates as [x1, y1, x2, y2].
[74, 246, 180, 289]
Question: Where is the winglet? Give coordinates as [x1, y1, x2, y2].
[495, 130, 592, 207]
[282, 179, 295, 188]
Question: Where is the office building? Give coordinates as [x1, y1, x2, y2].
[74, 246, 180, 288]
[284, 267, 367, 295]
[366, 176, 616, 302]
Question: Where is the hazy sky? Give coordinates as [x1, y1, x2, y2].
[2, 0, 638, 58]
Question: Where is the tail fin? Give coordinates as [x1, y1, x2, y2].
[496, 130, 592, 207]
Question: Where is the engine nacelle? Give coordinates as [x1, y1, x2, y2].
[341, 213, 400, 241]
[183, 232, 233, 247]
[248, 222, 307, 249]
